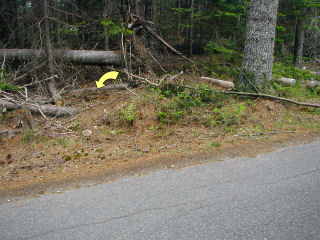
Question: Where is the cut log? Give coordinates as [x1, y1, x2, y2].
[307, 80, 320, 89]
[0, 99, 80, 116]
[277, 77, 296, 86]
[201, 77, 234, 89]
[0, 49, 122, 65]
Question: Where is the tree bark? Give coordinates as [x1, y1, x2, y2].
[176, 0, 181, 40]
[103, 0, 110, 51]
[42, 0, 61, 104]
[293, 8, 306, 69]
[134, 0, 139, 15]
[151, 0, 157, 21]
[240, 0, 279, 90]
[188, 0, 194, 57]
[0, 49, 122, 65]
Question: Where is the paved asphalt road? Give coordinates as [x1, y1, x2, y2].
[1, 140, 320, 240]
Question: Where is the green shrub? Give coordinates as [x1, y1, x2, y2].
[0, 69, 22, 92]
[209, 103, 246, 130]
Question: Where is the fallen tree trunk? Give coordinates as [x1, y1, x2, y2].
[0, 49, 122, 65]
[0, 99, 81, 116]
[69, 84, 128, 96]
[201, 77, 234, 89]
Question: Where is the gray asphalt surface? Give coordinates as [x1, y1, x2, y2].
[0, 140, 320, 240]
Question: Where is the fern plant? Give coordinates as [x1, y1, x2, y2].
[120, 102, 138, 125]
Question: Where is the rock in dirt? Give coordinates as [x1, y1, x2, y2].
[82, 129, 93, 137]
[267, 104, 274, 111]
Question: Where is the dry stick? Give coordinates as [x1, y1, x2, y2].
[21, 74, 58, 88]
[14, 61, 46, 82]
[127, 71, 182, 87]
[225, 62, 259, 93]
[146, 50, 167, 73]
[181, 85, 320, 108]
[168, 71, 184, 83]
[126, 71, 159, 86]
[158, 74, 168, 85]
[119, 79, 140, 98]
[121, 33, 133, 83]
[143, 26, 202, 74]
[225, 91, 320, 108]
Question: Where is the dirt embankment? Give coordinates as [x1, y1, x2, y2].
[1, 87, 320, 202]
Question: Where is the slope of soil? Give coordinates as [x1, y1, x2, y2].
[1, 86, 320, 202]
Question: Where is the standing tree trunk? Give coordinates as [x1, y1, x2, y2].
[103, 0, 109, 50]
[42, 0, 62, 104]
[176, 0, 181, 40]
[144, 0, 149, 19]
[151, 0, 157, 21]
[188, 0, 194, 57]
[134, 0, 139, 15]
[240, 0, 279, 90]
[293, 8, 306, 69]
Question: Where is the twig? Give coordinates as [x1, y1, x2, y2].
[180, 84, 320, 108]
[181, 55, 203, 74]
[138, 24, 202, 74]
[168, 71, 183, 83]
[126, 71, 159, 86]
[147, 25, 202, 74]
[225, 62, 260, 93]
[14, 61, 46, 82]
[119, 81, 140, 98]
[146, 50, 167, 73]
[158, 74, 168, 85]
[224, 91, 320, 108]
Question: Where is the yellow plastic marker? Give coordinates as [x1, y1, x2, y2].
[96, 71, 119, 88]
